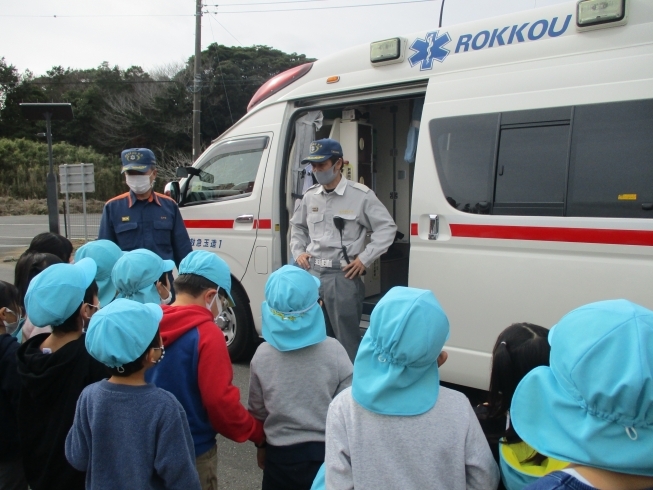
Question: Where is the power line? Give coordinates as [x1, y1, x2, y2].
[25, 79, 263, 86]
[208, 12, 242, 46]
[213, 0, 436, 13]
[0, 14, 194, 18]
[206, 14, 235, 124]
[206, 0, 327, 5]
[1, 0, 435, 18]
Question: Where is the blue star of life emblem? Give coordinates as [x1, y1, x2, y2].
[408, 31, 452, 71]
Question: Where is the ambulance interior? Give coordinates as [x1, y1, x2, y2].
[285, 96, 424, 320]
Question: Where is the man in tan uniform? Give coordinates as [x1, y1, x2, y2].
[290, 138, 396, 361]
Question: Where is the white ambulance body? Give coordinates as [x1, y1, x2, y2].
[172, 0, 653, 390]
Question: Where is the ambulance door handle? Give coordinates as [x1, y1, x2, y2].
[428, 214, 439, 240]
[235, 215, 254, 224]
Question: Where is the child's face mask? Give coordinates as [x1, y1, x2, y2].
[82, 301, 100, 332]
[206, 291, 223, 323]
[3, 308, 22, 335]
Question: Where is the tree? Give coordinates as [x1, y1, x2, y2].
[0, 44, 314, 185]
[197, 44, 313, 145]
[0, 138, 122, 201]
[0, 59, 47, 140]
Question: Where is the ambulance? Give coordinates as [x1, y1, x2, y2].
[169, 0, 653, 390]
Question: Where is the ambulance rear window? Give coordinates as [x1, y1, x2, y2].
[567, 99, 653, 218]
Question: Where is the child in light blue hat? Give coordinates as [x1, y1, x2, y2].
[74, 239, 123, 308]
[511, 299, 653, 490]
[66, 299, 201, 490]
[323, 286, 499, 490]
[111, 248, 174, 305]
[146, 250, 265, 489]
[15, 259, 106, 490]
[248, 265, 353, 490]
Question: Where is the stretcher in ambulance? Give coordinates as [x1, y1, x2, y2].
[169, 0, 653, 390]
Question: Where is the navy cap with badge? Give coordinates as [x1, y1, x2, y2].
[121, 148, 156, 174]
[301, 138, 343, 164]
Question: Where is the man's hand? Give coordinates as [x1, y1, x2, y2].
[256, 448, 266, 470]
[343, 257, 366, 279]
[296, 253, 312, 271]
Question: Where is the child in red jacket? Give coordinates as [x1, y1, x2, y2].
[146, 250, 264, 490]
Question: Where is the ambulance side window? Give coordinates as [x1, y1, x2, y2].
[184, 137, 268, 205]
[430, 99, 653, 219]
[493, 113, 571, 217]
[429, 114, 498, 214]
[567, 99, 653, 218]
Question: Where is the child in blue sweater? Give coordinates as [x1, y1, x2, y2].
[65, 299, 201, 490]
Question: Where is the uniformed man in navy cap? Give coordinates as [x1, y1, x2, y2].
[98, 148, 192, 275]
[290, 139, 397, 361]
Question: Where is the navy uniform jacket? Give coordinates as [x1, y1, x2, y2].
[98, 190, 192, 267]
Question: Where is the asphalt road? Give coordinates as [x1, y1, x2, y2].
[0, 215, 49, 283]
[0, 215, 264, 488]
[217, 360, 264, 490]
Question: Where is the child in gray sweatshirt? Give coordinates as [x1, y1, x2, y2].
[248, 265, 352, 490]
[323, 287, 499, 490]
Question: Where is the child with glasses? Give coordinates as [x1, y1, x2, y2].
[66, 298, 200, 490]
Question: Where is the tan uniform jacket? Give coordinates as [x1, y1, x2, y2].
[290, 177, 397, 267]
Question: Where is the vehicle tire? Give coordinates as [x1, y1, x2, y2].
[223, 281, 256, 362]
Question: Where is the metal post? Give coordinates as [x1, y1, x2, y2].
[45, 113, 60, 234]
[81, 163, 88, 242]
[390, 106, 398, 221]
[192, 0, 202, 161]
[64, 164, 71, 238]
[62, 201, 68, 238]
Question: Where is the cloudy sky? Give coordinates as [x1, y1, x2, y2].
[1, 0, 568, 77]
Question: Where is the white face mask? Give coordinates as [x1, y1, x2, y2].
[126, 174, 153, 194]
[4, 308, 22, 335]
[205, 293, 223, 324]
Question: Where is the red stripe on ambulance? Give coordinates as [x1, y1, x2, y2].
[184, 219, 273, 230]
[184, 220, 234, 229]
[450, 224, 653, 246]
[410, 222, 653, 246]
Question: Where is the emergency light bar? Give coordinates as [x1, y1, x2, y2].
[370, 38, 407, 67]
[247, 62, 313, 112]
[576, 0, 627, 30]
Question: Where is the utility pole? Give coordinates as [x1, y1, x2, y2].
[192, 0, 202, 161]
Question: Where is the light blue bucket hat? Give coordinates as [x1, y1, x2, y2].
[75, 240, 123, 308]
[511, 299, 653, 477]
[111, 249, 174, 304]
[25, 258, 97, 327]
[352, 287, 449, 416]
[178, 250, 235, 305]
[310, 463, 325, 490]
[262, 265, 326, 351]
[86, 298, 162, 368]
